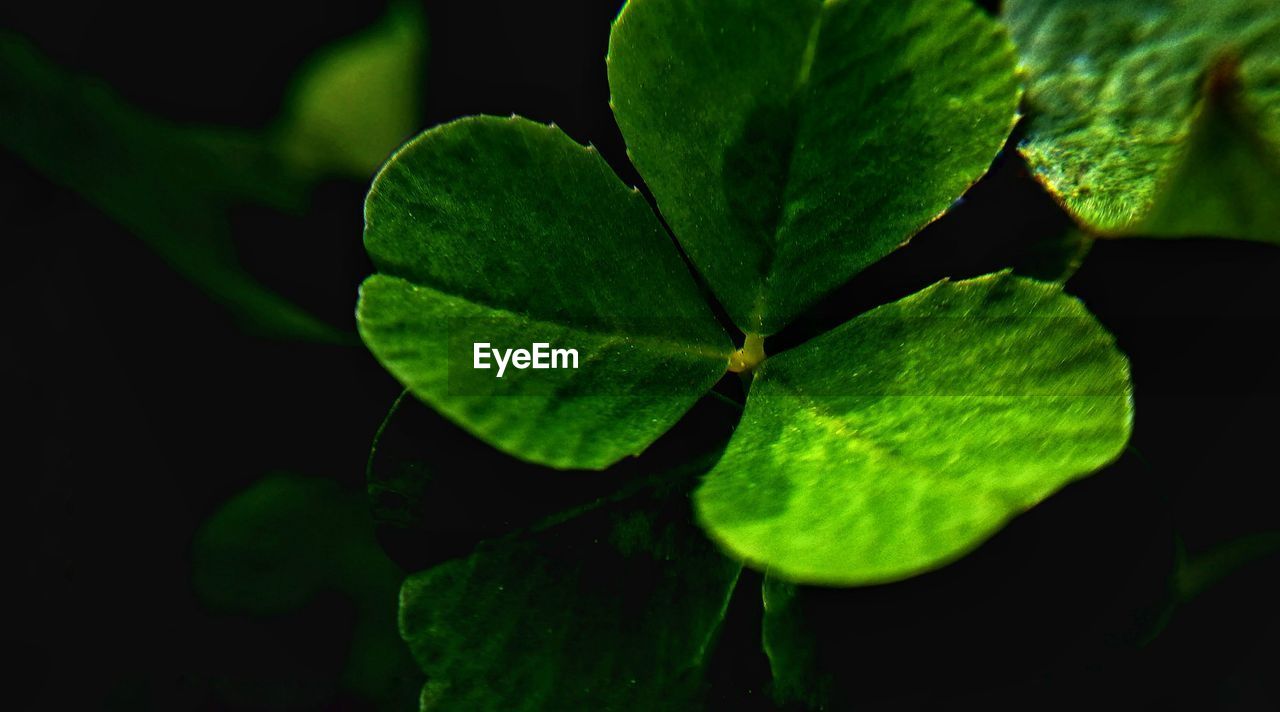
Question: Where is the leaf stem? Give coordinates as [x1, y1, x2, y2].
[365, 388, 410, 482]
[727, 333, 767, 374]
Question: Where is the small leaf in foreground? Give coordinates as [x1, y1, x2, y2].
[694, 272, 1133, 585]
[398, 475, 742, 711]
[358, 116, 733, 470]
[1006, 0, 1280, 241]
[609, 0, 1022, 334]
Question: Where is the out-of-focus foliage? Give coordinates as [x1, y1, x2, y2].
[277, 1, 426, 177]
[192, 473, 419, 709]
[1006, 0, 1280, 241]
[0, 33, 336, 341]
[1175, 531, 1280, 602]
[1012, 226, 1094, 282]
[0, 2, 424, 341]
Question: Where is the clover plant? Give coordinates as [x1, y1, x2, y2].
[356, 0, 1135, 707]
[1006, 0, 1280, 241]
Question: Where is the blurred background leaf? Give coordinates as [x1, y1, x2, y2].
[1005, 0, 1280, 242]
[0, 1, 424, 342]
[193, 472, 420, 710]
[1175, 530, 1280, 604]
[277, 1, 426, 178]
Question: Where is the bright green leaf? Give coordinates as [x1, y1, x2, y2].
[357, 116, 733, 470]
[278, 2, 426, 178]
[398, 473, 742, 711]
[608, 0, 1022, 335]
[694, 272, 1133, 585]
[1006, 0, 1280, 241]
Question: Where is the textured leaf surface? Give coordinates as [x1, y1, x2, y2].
[1006, 0, 1280, 240]
[398, 475, 742, 711]
[609, 0, 1021, 335]
[694, 273, 1133, 585]
[358, 116, 732, 469]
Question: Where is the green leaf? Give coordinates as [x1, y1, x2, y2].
[608, 0, 1022, 335]
[277, 2, 426, 178]
[365, 382, 744, 573]
[357, 116, 733, 470]
[1013, 226, 1095, 283]
[1006, 0, 1280, 241]
[192, 474, 418, 706]
[760, 577, 831, 709]
[694, 272, 1133, 585]
[398, 472, 742, 711]
[0, 32, 346, 343]
[1175, 531, 1280, 602]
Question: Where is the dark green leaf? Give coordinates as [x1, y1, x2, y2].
[398, 472, 742, 710]
[760, 577, 829, 709]
[1175, 531, 1280, 602]
[609, 0, 1022, 335]
[1006, 0, 1280, 241]
[0, 32, 346, 343]
[365, 384, 744, 572]
[1013, 226, 1095, 282]
[357, 116, 733, 469]
[192, 474, 418, 706]
[694, 272, 1133, 585]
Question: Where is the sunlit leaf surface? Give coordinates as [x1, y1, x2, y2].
[695, 273, 1133, 584]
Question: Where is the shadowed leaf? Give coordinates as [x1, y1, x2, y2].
[192, 474, 418, 707]
[398, 468, 742, 710]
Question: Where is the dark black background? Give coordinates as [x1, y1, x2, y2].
[3, 0, 1278, 709]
